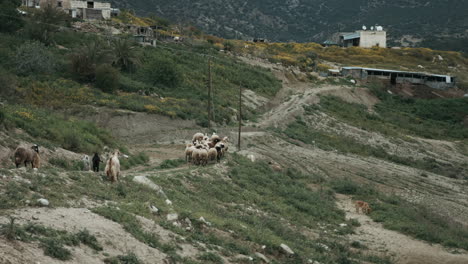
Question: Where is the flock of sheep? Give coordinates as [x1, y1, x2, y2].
[185, 132, 229, 166]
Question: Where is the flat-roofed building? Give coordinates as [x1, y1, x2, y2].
[342, 67, 455, 90]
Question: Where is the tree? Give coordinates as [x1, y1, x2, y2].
[112, 38, 140, 72]
[70, 40, 113, 82]
[141, 57, 181, 88]
[95, 64, 120, 93]
[25, 4, 70, 45]
[0, 0, 23, 33]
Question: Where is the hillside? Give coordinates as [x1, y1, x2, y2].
[0, 3, 468, 264]
[109, 0, 468, 52]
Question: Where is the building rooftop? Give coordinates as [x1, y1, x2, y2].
[342, 67, 453, 78]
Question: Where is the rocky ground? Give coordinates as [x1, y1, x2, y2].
[0, 58, 466, 264]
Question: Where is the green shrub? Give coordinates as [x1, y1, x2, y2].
[119, 75, 153, 93]
[140, 57, 181, 88]
[77, 229, 103, 251]
[70, 40, 113, 82]
[14, 41, 56, 76]
[104, 253, 142, 264]
[40, 238, 72, 261]
[96, 64, 121, 93]
[197, 252, 223, 264]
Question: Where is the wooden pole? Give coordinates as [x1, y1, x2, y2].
[238, 83, 242, 151]
[207, 58, 212, 129]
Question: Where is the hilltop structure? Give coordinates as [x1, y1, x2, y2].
[339, 27, 387, 48]
[21, 0, 112, 20]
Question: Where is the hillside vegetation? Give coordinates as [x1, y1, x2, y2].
[109, 0, 468, 52]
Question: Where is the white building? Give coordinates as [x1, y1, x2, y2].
[340, 28, 387, 48]
[23, 0, 112, 20]
[21, 0, 41, 8]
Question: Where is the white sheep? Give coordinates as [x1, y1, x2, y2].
[192, 132, 204, 144]
[199, 147, 209, 166]
[105, 150, 121, 183]
[191, 144, 202, 165]
[207, 148, 217, 163]
[82, 155, 91, 171]
[185, 144, 196, 162]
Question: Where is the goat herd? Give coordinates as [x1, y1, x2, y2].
[185, 132, 229, 166]
[12, 132, 229, 183]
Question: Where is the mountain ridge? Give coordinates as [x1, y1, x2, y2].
[109, 0, 468, 52]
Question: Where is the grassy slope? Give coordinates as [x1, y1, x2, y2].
[0, 155, 392, 264]
[235, 42, 468, 88]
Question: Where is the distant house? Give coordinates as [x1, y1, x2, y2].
[132, 26, 157, 46]
[24, 0, 112, 20]
[341, 67, 456, 90]
[338, 27, 387, 48]
[21, 0, 41, 8]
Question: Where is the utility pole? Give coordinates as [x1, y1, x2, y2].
[207, 58, 213, 129]
[237, 83, 242, 151]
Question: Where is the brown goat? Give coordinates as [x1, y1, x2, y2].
[14, 145, 40, 169]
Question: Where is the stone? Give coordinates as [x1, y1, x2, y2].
[280, 243, 294, 255]
[37, 198, 49, 207]
[32, 215, 39, 220]
[255, 252, 270, 263]
[165, 199, 173, 206]
[167, 213, 178, 221]
[339, 223, 347, 227]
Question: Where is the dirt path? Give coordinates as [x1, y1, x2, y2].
[258, 85, 346, 128]
[336, 194, 468, 264]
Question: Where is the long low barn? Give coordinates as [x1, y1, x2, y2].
[341, 67, 456, 90]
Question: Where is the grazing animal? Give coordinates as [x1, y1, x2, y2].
[185, 144, 196, 162]
[192, 133, 204, 144]
[355, 201, 372, 214]
[207, 148, 217, 163]
[210, 133, 221, 144]
[105, 150, 121, 183]
[82, 155, 91, 171]
[199, 147, 209, 166]
[215, 142, 224, 162]
[191, 142, 203, 165]
[268, 161, 282, 172]
[92, 153, 102, 172]
[14, 145, 40, 169]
